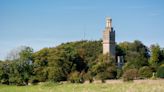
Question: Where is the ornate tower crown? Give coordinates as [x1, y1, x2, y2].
[106, 17, 112, 28]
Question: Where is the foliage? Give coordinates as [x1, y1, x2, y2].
[157, 65, 164, 78]
[149, 45, 160, 65]
[91, 54, 117, 81]
[83, 71, 94, 83]
[47, 67, 66, 82]
[123, 69, 139, 81]
[119, 40, 149, 69]
[149, 44, 164, 72]
[32, 67, 48, 82]
[29, 77, 39, 85]
[0, 62, 10, 85]
[33, 48, 49, 67]
[116, 68, 123, 79]
[139, 66, 153, 78]
[1, 40, 164, 85]
[32, 48, 50, 82]
[0, 46, 34, 85]
[68, 71, 84, 83]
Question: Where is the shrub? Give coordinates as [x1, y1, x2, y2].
[83, 71, 94, 83]
[96, 72, 108, 83]
[157, 65, 164, 78]
[29, 77, 39, 85]
[1, 79, 9, 85]
[116, 68, 123, 79]
[33, 67, 48, 82]
[48, 67, 66, 82]
[123, 69, 139, 81]
[139, 66, 153, 78]
[16, 78, 26, 86]
[101, 79, 106, 83]
[93, 64, 117, 80]
[68, 71, 84, 83]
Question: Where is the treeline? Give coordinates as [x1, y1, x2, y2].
[0, 40, 164, 85]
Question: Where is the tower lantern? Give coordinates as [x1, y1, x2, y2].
[106, 17, 112, 28]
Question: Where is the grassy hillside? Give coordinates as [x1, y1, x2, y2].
[0, 80, 164, 92]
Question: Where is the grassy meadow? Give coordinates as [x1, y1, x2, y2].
[0, 80, 164, 92]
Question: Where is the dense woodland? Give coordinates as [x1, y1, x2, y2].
[0, 40, 164, 85]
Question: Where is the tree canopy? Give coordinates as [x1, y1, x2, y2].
[0, 40, 164, 85]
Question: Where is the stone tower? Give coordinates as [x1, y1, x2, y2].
[102, 17, 116, 57]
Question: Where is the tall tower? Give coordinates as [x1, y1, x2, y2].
[103, 17, 116, 57]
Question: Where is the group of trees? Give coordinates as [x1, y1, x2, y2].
[0, 46, 33, 85]
[118, 41, 164, 81]
[0, 40, 164, 85]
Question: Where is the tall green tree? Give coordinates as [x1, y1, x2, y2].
[149, 44, 161, 66]
[119, 40, 149, 70]
[32, 48, 49, 82]
[91, 54, 117, 80]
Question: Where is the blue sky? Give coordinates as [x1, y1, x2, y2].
[0, 0, 164, 60]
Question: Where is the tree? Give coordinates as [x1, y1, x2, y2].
[17, 46, 34, 85]
[2, 40, 161, 84]
[160, 48, 164, 65]
[33, 48, 49, 67]
[31, 67, 48, 82]
[119, 40, 149, 70]
[124, 51, 148, 69]
[91, 54, 117, 81]
[148, 44, 163, 73]
[116, 45, 125, 56]
[0, 61, 10, 84]
[32, 48, 49, 82]
[47, 67, 66, 82]
[47, 46, 75, 82]
[19, 46, 33, 62]
[5, 46, 34, 85]
[149, 44, 161, 65]
[6, 46, 31, 61]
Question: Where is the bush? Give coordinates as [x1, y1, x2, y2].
[83, 71, 94, 83]
[139, 66, 153, 78]
[1, 79, 9, 85]
[68, 71, 84, 83]
[123, 69, 139, 81]
[29, 77, 39, 85]
[48, 67, 66, 82]
[157, 65, 164, 78]
[33, 67, 48, 82]
[96, 72, 108, 83]
[116, 68, 123, 79]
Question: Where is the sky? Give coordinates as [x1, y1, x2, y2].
[0, 0, 164, 60]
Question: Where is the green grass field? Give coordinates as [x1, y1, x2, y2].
[0, 80, 164, 92]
